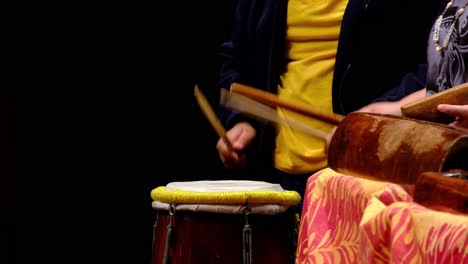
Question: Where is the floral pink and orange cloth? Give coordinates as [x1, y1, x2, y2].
[296, 168, 468, 263]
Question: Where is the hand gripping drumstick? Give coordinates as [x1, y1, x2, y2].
[194, 85, 233, 151]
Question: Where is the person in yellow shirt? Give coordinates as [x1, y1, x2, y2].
[215, 0, 443, 212]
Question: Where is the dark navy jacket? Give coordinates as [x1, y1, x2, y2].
[216, 0, 444, 177]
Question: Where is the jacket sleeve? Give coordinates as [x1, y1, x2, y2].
[216, 0, 264, 133]
[371, 65, 427, 103]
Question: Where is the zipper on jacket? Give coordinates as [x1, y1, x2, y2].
[363, 0, 373, 12]
[266, 1, 280, 93]
[337, 64, 351, 113]
[260, 0, 281, 159]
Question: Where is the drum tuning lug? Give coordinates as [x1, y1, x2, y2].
[169, 204, 176, 216]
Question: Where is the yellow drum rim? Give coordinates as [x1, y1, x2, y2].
[150, 186, 301, 206]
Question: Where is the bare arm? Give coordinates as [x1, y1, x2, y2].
[357, 89, 426, 115]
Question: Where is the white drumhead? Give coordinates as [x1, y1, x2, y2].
[166, 180, 284, 192]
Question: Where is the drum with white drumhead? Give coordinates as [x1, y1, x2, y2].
[150, 180, 301, 264]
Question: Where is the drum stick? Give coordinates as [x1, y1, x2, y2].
[401, 82, 468, 124]
[230, 83, 345, 125]
[194, 85, 233, 151]
[220, 89, 328, 140]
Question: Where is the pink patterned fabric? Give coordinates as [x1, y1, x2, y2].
[296, 168, 468, 263]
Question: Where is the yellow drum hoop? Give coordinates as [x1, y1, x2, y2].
[151, 186, 301, 206]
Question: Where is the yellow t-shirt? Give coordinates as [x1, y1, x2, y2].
[275, 0, 348, 173]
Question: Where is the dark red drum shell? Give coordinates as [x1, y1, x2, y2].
[413, 171, 468, 214]
[152, 209, 297, 264]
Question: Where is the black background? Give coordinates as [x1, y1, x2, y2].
[4, 1, 238, 263]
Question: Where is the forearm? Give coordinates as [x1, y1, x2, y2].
[399, 88, 426, 107]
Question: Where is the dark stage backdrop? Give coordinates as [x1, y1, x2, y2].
[8, 1, 238, 263]
[1, 0, 13, 261]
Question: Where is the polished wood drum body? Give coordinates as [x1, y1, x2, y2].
[328, 112, 468, 184]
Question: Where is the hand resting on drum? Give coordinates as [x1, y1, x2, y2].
[216, 122, 256, 170]
[437, 104, 468, 128]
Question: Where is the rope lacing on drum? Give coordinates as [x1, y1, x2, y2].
[150, 187, 301, 206]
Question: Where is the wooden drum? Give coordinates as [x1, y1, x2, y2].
[328, 112, 468, 184]
[150, 180, 301, 264]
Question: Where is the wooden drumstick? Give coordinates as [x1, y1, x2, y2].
[220, 88, 328, 140]
[230, 82, 345, 125]
[194, 85, 233, 151]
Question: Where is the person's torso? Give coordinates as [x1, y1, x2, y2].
[233, 0, 441, 113]
[427, 0, 468, 95]
[274, 0, 347, 173]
